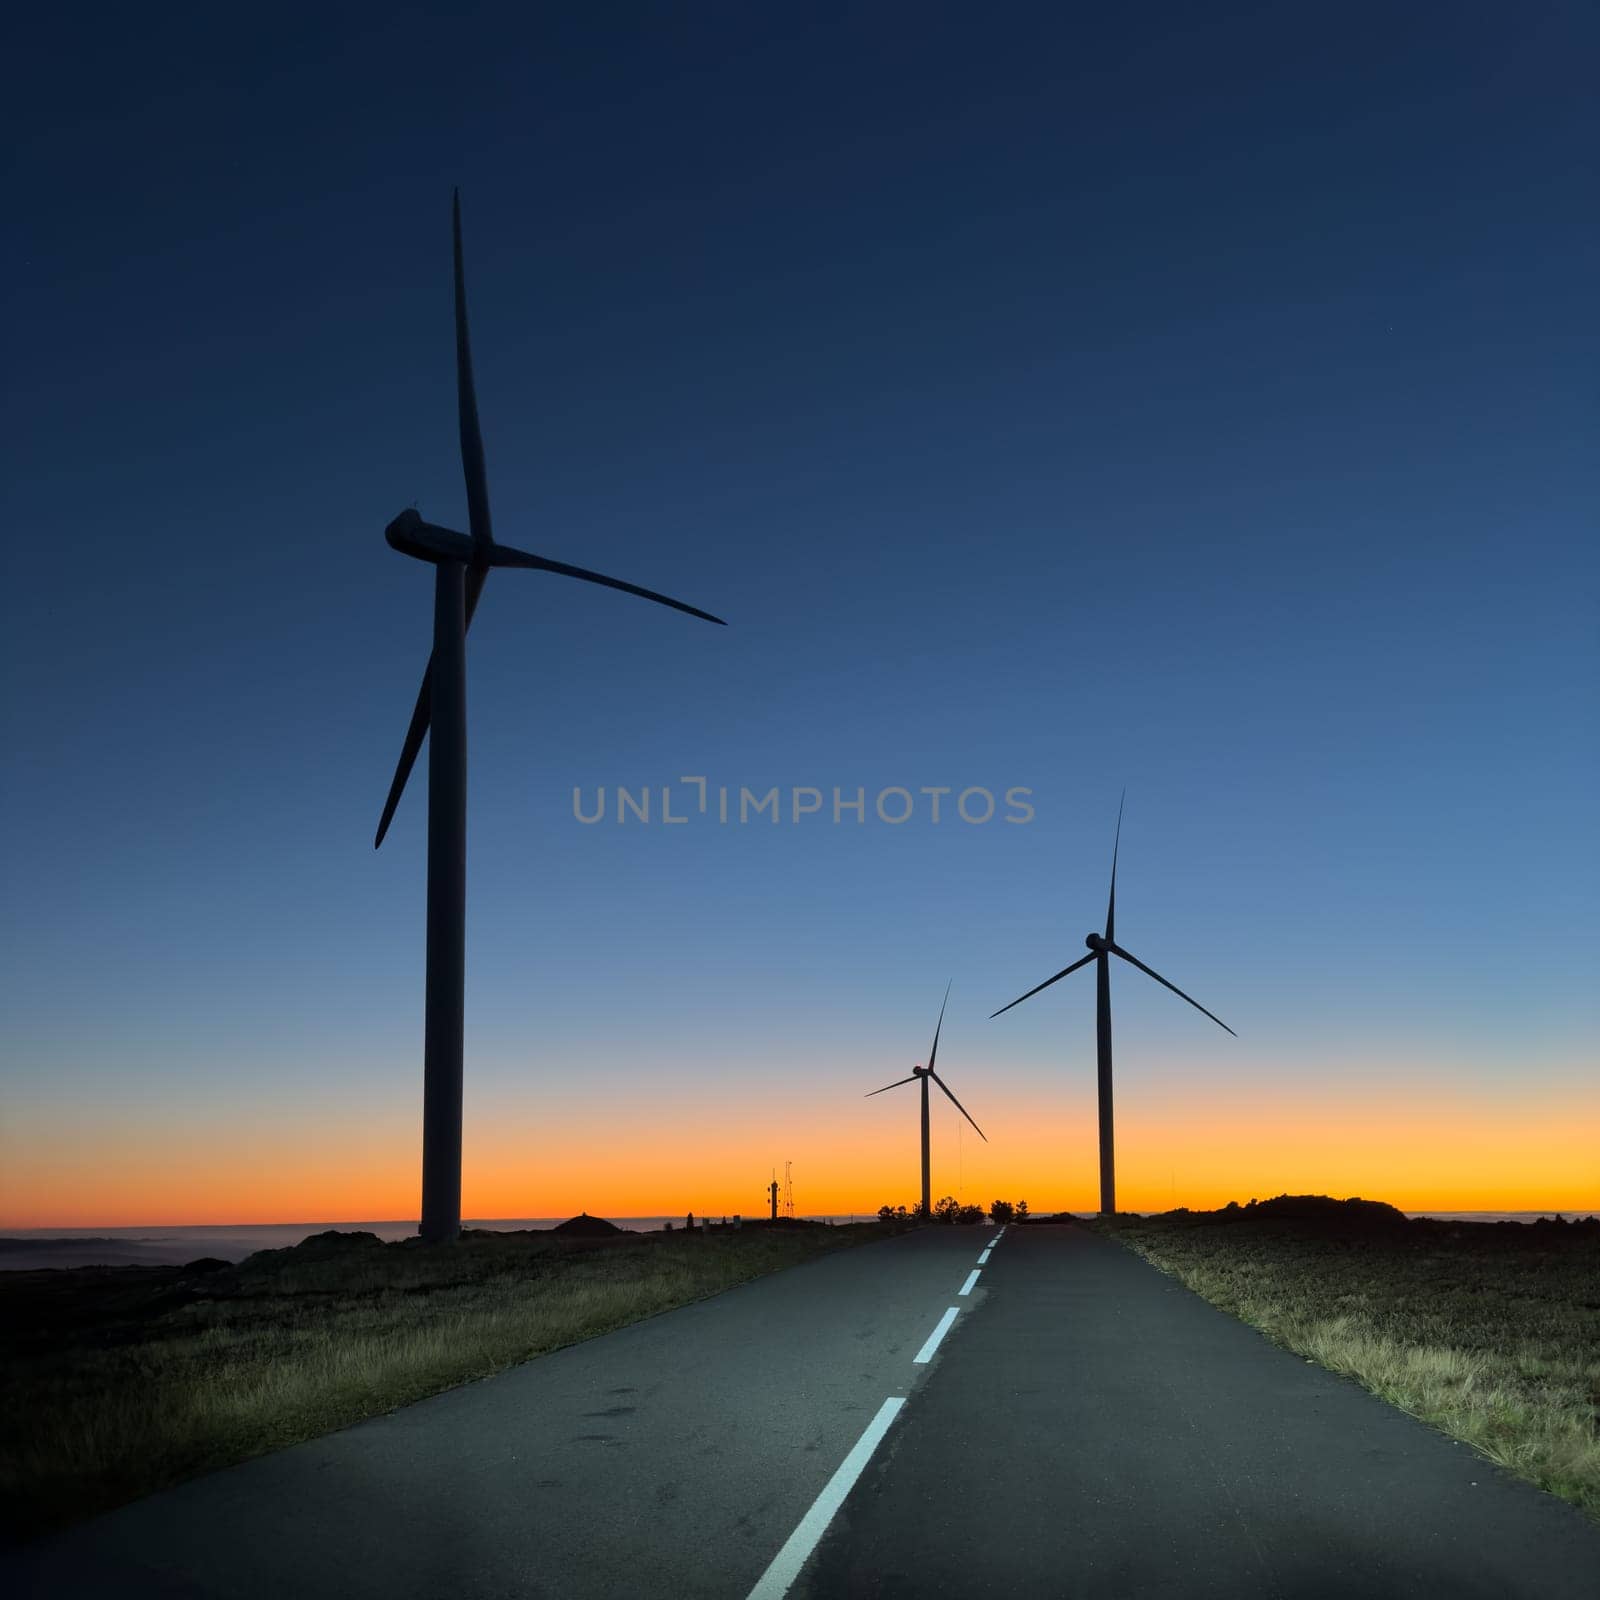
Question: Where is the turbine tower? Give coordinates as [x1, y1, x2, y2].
[991, 794, 1234, 1216]
[866, 982, 987, 1218]
[376, 191, 726, 1244]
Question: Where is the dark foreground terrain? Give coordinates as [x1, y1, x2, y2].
[0, 1217, 898, 1537]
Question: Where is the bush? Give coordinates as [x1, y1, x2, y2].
[989, 1200, 1015, 1224]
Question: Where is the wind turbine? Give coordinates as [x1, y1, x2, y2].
[990, 795, 1234, 1217]
[866, 982, 987, 1218]
[376, 191, 726, 1244]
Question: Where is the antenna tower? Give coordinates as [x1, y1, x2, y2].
[783, 1160, 794, 1219]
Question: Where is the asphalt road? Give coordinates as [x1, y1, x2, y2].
[795, 1225, 1600, 1599]
[7, 1223, 1600, 1598]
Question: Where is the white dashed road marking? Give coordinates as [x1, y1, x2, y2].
[748, 1235, 1006, 1595]
[745, 1397, 907, 1600]
[913, 1306, 961, 1364]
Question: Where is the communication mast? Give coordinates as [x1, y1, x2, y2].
[783, 1160, 794, 1219]
[767, 1170, 779, 1221]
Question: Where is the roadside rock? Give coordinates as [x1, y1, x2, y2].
[180, 1257, 232, 1274]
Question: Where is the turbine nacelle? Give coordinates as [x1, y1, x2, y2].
[1085, 931, 1106, 952]
[386, 509, 482, 566]
[863, 983, 988, 1144]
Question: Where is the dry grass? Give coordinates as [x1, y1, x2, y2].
[0, 1221, 899, 1538]
[1088, 1200, 1600, 1525]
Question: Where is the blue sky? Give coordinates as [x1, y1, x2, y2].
[4, 2, 1595, 1221]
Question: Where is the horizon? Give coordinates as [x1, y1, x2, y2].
[5, 5, 1596, 1232]
[7, 1203, 1598, 1239]
[9, 1190, 1600, 1234]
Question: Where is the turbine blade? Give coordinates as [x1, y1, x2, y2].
[1105, 787, 1125, 944]
[488, 543, 726, 625]
[453, 190, 493, 561]
[373, 567, 489, 849]
[930, 1071, 988, 1142]
[865, 1075, 919, 1097]
[925, 979, 952, 1076]
[374, 669, 432, 849]
[1107, 941, 1236, 1036]
[989, 950, 1096, 1018]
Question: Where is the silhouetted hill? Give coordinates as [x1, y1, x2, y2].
[551, 1212, 622, 1236]
[1229, 1194, 1407, 1225]
[1128, 1195, 1413, 1233]
[234, 1230, 384, 1272]
[290, 1229, 385, 1251]
[1033, 1196, 1418, 1229]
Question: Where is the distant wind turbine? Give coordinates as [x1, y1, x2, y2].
[376, 191, 727, 1244]
[990, 795, 1234, 1216]
[866, 982, 987, 1218]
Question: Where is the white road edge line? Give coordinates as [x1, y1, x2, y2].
[976, 1248, 992, 1264]
[913, 1306, 961, 1364]
[744, 1395, 907, 1600]
[958, 1269, 981, 1296]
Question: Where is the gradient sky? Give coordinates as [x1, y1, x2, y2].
[4, 2, 1596, 1227]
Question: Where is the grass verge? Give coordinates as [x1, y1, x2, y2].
[1, 1220, 903, 1539]
[1086, 1198, 1600, 1526]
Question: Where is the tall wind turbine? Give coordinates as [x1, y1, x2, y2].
[990, 796, 1234, 1216]
[376, 191, 727, 1244]
[866, 983, 987, 1218]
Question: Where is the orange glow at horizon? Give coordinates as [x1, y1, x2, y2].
[3, 1078, 1596, 1228]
